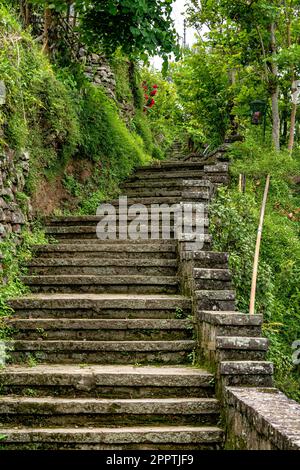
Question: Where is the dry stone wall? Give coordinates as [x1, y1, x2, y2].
[0, 149, 32, 272]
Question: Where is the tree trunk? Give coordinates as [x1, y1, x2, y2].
[287, 16, 299, 154]
[270, 23, 280, 151]
[43, 8, 52, 54]
[288, 83, 297, 153]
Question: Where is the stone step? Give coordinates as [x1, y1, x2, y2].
[0, 426, 224, 450]
[46, 211, 209, 227]
[123, 175, 228, 187]
[26, 258, 178, 276]
[8, 294, 192, 319]
[135, 161, 207, 171]
[0, 397, 220, 427]
[52, 235, 211, 247]
[116, 188, 212, 199]
[33, 242, 177, 259]
[45, 224, 210, 241]
[128, 173, 227, 185]
[195, 290, 236, 311]
[7, 319, 192, 341]
[108, 195, 210, 206]
[121, 179, 213, 189]
[219, 361, 274, 387]
[215, 336, 268, 361]
[0, 365, 215, 398]
[194, 268, 232, 290]
[9, 340, 196, 364]
[192, 251, 229, 269]
[198, 311, 263, 337]
[21, 275, 179, 294]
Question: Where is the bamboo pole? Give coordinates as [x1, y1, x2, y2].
[249, 174, 271, 315]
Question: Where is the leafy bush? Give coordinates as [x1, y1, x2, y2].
[0, 4, 80, 191]
[79, 84, 151, 179]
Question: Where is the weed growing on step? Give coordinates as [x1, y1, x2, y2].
[175, 307, 185, 319]
[26, 354, 38, 368]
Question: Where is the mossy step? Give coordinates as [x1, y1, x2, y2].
[0, 364, 215, 398]
[198, 311, 263, 337]
[0, 426, 224, 450]
[27, 258, 178, 276]
[219, 361, 274, 387]
[123, 174, 228, 187]
[215, 336, 268, 361]
[9, 294, 192, 319]
[7, 318, 192, 341]
[0, 397, 220, 427]
[21, 274, 179, 294]
[115, 188, 211, 198]
[9, 340, 196, 364]
[195, 290, 236, 311]
[107, 195, 210, 206]
[191, 252, 229, 269]
[51, 235, 211, 247]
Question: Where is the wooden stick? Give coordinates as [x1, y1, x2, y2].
[249, 174, 270, 315]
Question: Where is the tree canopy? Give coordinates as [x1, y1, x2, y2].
[28, 0, 179, 65]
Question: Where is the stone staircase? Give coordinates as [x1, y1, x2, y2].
[0, 155, 272, 450]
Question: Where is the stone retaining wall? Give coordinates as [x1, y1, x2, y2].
[0, 149, 32, 272]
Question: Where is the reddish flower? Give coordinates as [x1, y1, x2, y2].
[152, 84, 158, 89]
[144, 94, 149, 100]
[150, 90, 157, 96]
[148, 99, 155, 108]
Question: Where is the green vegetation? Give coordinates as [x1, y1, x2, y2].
[210, 136, 300, 400]
[0, 224, 47, 322]
[0, 4, 156, 215]
[28, 0, 179, 68]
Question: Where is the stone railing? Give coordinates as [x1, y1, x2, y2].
[177, 148, 300, 450]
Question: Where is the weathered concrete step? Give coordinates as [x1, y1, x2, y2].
[9, 294, 192, 319]
[45, 221, 210, 240]
[195, 290, 236, 311]
[0, 397, 220, 427]
[216, 336, 268, 361]
[135, 161, 207, 171]
[123, 175, 228, 187]
[46, 211, 209, 226]
[33, 242, 177, 259]
[108, 195, 210, 206]
[0, 426, 224, 450]
[219, 361, 274, 387]
[53, 235, 211, 247]
[121, 179, 213, 190]
[21, 275, 178, 294]
[0, 365, 215, 398]
[7, 319, 192, 341]
[198, 311, 263, 337]
[116, 188, 212, 198]
[26, 258, 178, 276]
[194, 268, 232, 290]
[128, 171, 227, 182]
[191, 251, 229, 269]
[135, 161, 228, 171]
[9, 340, 196, 364]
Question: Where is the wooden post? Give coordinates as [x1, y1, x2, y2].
[249, 174, 270, 315]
